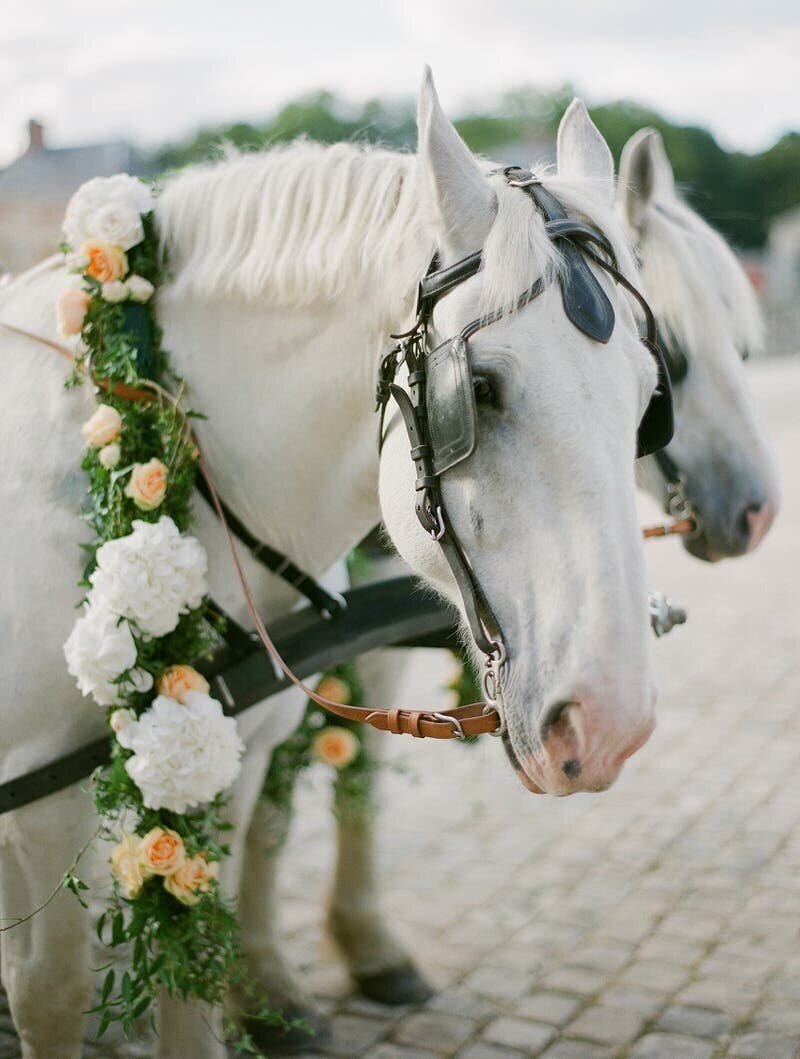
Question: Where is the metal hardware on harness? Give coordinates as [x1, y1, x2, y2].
[481, 647, 508, 737]
[430, 712, 467, 740]
[666, 474, 701, 535]
[648, 590, 688, 638]
[430, 506, 446, 541]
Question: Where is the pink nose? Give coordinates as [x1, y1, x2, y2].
[745, 500, 776, 552]
[538, 701, 655, 794]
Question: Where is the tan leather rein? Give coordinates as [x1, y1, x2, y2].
[3, 320, 695, 741]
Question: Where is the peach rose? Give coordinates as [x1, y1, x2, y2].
[163, 854, 219, 906]
[138, 827, 185, 876]
[312, 726, 359, 769]
[83, 241, 128, 283]
[98, 442, 121, 469]
[124, 458, 167, 510]
[110, 832, 150, 899]
[156, 665, 210, 704]
[82, 404, 122, 446]
[315, 675, 349, 704]
[56, 288, 90, 337]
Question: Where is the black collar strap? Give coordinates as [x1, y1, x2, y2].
[195, 474, 346, 620]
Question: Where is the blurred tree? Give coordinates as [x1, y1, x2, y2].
[155, 89, 797, 250]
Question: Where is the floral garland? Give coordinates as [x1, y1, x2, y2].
[57, 175, 271, 1041]
[263, 647, 482, 822]
[263, 663, 372, 820]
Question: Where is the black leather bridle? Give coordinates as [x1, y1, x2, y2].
[376, 168, 677, 723]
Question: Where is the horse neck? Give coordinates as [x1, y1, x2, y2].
[158, 275, 415, 576]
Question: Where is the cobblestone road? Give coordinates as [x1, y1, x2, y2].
[1, 358, 798, 1058]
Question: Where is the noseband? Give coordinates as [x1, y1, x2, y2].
[377, 169, 676, 729]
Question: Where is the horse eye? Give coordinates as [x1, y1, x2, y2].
[473, 374, 499, 408]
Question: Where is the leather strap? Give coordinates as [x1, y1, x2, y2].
[418, 251, 483, 320]
[197, 448, 502, 739]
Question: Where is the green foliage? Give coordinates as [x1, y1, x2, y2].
[262, 661, 377, 820]
[92, 885, 242, 1039]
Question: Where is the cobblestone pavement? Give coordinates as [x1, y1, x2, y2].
[1, 358, 798, 1058]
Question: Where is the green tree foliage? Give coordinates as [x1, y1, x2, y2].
[155, 88, 799, 250]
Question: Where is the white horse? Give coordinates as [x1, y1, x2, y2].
[238, 123, 783, 1047]
[618, 128, 779, 555]
[1, 72, 669, 1056]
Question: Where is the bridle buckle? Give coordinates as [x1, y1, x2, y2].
[429, 505, 446, 541]
[430, 712, 466, 740]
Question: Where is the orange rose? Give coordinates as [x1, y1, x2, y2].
[163, 854, 219, 906]
[81, 403, 122, 446]
[138, 827, 185, 876]
[56, 288, 90, 337]
[110, 832, 150, 899]
[124, 458, 167, 510]
[157, 665, 210, 704]
[315, 675, 349, 704]
[312, 726, 359, 769]
[83, 241, 128, 283]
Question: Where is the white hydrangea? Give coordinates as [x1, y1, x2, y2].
[63, 603, 147, 706]
[63, 174, 154, 250]
[89, 516, 207, 638]
[117, 692, 245, 812]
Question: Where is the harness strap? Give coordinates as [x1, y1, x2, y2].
[389, 382, 502, 657]
[194, 475, 346, 619]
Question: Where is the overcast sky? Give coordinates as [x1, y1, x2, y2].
[1, 0, 797, 165]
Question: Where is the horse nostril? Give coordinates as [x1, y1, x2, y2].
[743, 499, 776, 552]
[738, 502, 761, 543]
[540, 701, 570, 742]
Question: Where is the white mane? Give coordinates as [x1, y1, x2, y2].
[156, 140, 638, 326]
[638, 194, 764, 355]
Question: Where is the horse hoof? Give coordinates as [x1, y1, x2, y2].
[356, 962, 435, 1006]
[242, 1005, 331, 1055]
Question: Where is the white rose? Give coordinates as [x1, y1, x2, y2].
[110, 708, 136, 733]
[101, 279, 129, 303]
[63, 174, 154, 248]
[126, 275, 154, 303]
[129, 668, 154, 693]
[64, 603, 138, 707]
[89, 516, 208, 638]
[98, 442, 121, 469]
[117, 692, 244, 812]
[93, 201, 144, 252]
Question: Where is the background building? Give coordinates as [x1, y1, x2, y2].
[0, 120, 157, 274]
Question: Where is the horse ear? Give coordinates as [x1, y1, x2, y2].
[617, 127, 675, 231]
[556, 99, 614, 207]
[417, 66, 495, 255]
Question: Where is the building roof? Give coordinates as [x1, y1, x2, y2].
[0, 123, 158, 202]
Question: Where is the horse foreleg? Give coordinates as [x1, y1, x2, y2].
[0, 787, 95, 1059]
[327, 649, 434, 1006]
[236, 778, 331, 1052]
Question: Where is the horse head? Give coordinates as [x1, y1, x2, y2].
[380, 75, 659, 795]
[617, 128, 779, 560]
